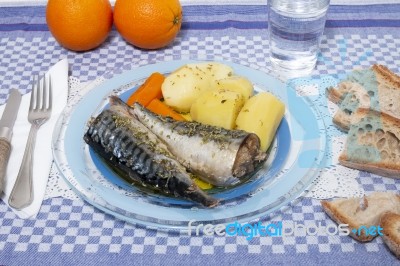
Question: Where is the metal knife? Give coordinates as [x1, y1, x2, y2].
[0, 89, 22, 194]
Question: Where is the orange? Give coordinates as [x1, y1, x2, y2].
[46, 0, 113, 52]
[114, 0, 183, 50]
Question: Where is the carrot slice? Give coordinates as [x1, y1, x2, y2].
[147, 99, 185, 121]
[126, 72, 165, 107]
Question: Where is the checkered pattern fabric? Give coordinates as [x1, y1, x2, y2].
[0, 196, 394, 265]
[1, 4, 400, 265]
[1, 33, 399, 103]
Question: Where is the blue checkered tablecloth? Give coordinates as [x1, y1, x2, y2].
[1, 3, 400, 266]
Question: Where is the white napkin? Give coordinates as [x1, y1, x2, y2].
[0, 59, 68, 219]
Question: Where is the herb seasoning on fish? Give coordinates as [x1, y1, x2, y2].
[133, 103, 266, 187]
[84, 97, 219, 207]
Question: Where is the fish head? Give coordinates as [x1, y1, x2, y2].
[109, 96, 138, 117]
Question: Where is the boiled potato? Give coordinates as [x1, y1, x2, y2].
[212, 76, 254, 100]
[161, 66, 209, 112]
[185, 62, 233, 81]
[190, 89, 245, 130]
[236, 92, 285, 151]
[162, 62, 233, 112]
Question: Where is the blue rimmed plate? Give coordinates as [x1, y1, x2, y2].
[52, 54, 327, 230]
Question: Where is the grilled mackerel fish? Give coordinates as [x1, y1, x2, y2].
[133, 103, 266, 187]
[84, 97, 218, 207]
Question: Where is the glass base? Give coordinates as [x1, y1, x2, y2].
[270, 58, 316, 79]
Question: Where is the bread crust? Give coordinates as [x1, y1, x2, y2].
[332, 110, 351, 132]
[380, 212, 400, 258]
[339, 158, 400, 177]
[372, 64, 400, 89]
[321, 200, 375, 242]
[321, 193, 400, 243]
[326, 87, 343, 104]
[355, 108, 400, 129]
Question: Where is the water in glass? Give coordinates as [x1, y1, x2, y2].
[268, 0, 330, 77]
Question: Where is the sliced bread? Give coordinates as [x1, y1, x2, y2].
[327, 64, 400, 132]
[338, 108, 400, 178]
[321, 192, 400, 242]
[380, 212, 400, 258]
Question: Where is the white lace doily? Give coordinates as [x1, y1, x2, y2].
[45, 75, 364, 201]
[298, 78, 365, 199]
[44, 76, 104, 200]
[305, 134, 365, 199]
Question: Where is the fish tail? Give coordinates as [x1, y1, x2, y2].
[184, 184, 219, 208]
[167, 173, 219, 208]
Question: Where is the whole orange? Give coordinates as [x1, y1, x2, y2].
[46, 0, 113, 52]
[114, 0, 183, 50]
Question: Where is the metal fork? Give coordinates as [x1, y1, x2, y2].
[9, 75, 52, 210]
